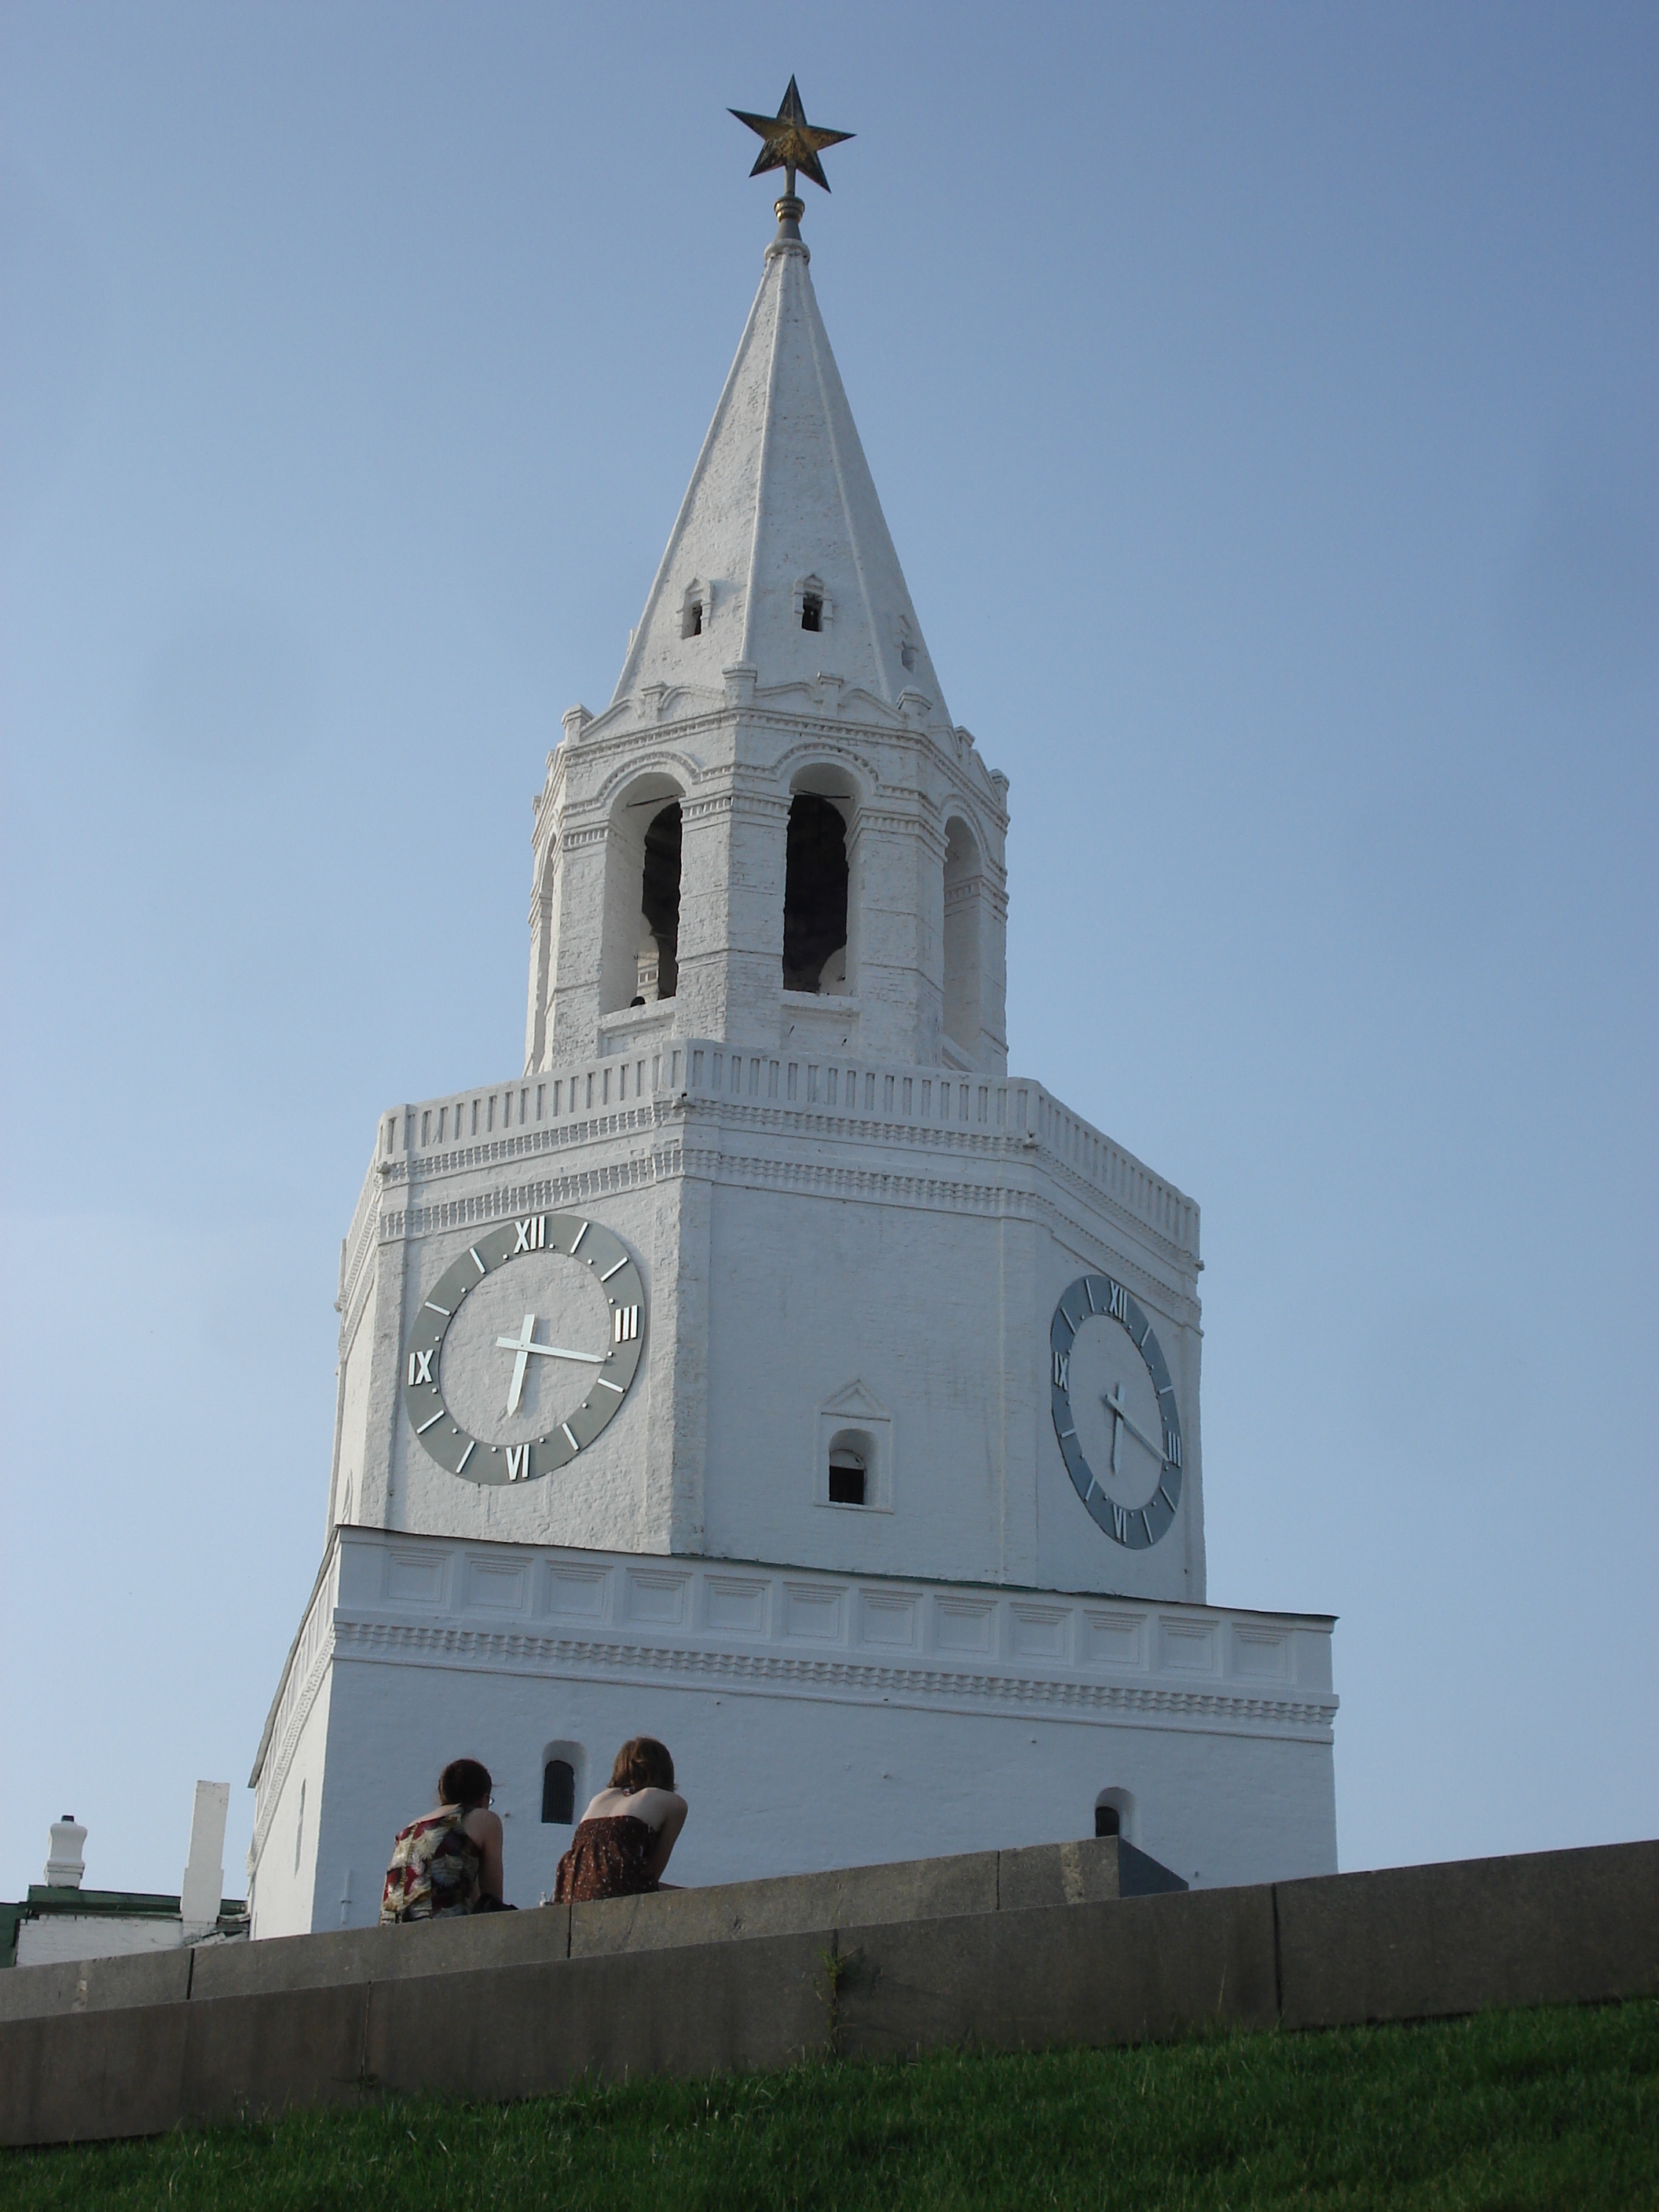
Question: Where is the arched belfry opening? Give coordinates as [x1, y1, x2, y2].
[599, 777, 684, 1016]
[640, 803, 681, 1002]
[782, 792, 850, 994]
[943, 815, 984, 1054]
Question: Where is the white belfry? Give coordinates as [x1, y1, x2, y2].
[248, 181, 1338, 1937]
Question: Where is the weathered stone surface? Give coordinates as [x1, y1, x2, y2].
[180, 1986, 371, 2125]
[366, 1931, 830, 2103]
[190, 1903, 572, 2000]
[0, 2003, 189, 2147]
[836, 1885, 1278, 2062]
[1277, 1839, 1659, 2030]
[570, 1851, 998, 1957]
[998, 1836, 1187, 1911]
[0, 1944, 192, 2023]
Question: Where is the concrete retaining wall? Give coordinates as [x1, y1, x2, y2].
[2, 1837, 1654, 2149]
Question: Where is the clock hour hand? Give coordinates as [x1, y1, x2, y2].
[500, 1340, 606, 1364]
[1103, 1382, 1166, 1468]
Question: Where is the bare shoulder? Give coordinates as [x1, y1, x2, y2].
[622, 1786, 687, 1828]
[460, 1806, 501, 1844]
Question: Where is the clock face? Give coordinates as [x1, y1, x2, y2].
[401, 1214, 645, 1487]
[1049, 1273, 1183, 1549]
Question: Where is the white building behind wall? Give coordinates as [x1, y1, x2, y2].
[248, 176, 1339, 1938]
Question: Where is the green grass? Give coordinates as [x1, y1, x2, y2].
[4, 1999, 1656, 2210]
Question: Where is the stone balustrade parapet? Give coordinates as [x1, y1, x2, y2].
[342, 1042, 1198, 1324]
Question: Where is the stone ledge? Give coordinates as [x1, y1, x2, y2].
[2, 1836, 1654, 2148]
[1276, 1839, 1659, 2029]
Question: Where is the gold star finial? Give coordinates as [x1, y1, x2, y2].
[729, 75, 853, 201]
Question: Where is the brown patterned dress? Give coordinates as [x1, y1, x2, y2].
[553, 1815, 661, 1903]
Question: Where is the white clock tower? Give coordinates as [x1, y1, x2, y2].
[248, 104, 1339, 1936]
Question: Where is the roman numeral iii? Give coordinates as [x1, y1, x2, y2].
[614, 1306, 640, 1342]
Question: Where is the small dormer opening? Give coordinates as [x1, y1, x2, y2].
[1094, 1803, 1121, 1838]
[800, 591, 823, 633]
[899, 622, 917, 672]
[681, 597, 703, 639]
[782, 793, 848, 992]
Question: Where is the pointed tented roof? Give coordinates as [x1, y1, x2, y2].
[612, 229, 950, 724]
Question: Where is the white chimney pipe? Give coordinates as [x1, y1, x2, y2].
[180, 1781, 232, 1936]
[45, 1815, 86, 1888]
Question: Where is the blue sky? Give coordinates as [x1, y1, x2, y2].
[2, 2, 1654, 1904]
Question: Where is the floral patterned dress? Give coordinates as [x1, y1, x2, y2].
[379, 1807, 483, 1922]
[554, 1815, 661, 1903]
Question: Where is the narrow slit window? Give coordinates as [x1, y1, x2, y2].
[542, 1758, 576, 1825]
[800, 591, 822, 633]
[681, 599, 703, 638]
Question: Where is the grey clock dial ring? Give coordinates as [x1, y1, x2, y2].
[1049, 1273, 1183, 1549]
[401, 1214, 645, 1486]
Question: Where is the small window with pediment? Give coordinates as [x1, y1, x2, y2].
[801, 591, 822, 632]
[680, 582, 705, 639]
[816, 1386, 893, 1511]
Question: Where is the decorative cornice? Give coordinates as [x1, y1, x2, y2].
[328, 1617, 1336, 1740]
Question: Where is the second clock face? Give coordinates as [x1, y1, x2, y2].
[1049, 1273, 1184, 1549]
[401, 1214, 645, 1487]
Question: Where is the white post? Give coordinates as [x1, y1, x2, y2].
[180, 1780, 232, 1937]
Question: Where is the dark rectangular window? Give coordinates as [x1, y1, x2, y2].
[828, 1463, 866, 1506]
[800, 593, 822, 632]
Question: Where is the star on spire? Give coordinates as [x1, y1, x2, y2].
[729, 75, 853, 197]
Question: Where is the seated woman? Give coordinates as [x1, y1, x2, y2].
[379, 1757, 507, 1922]
[554, 1737, 687, 1903]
